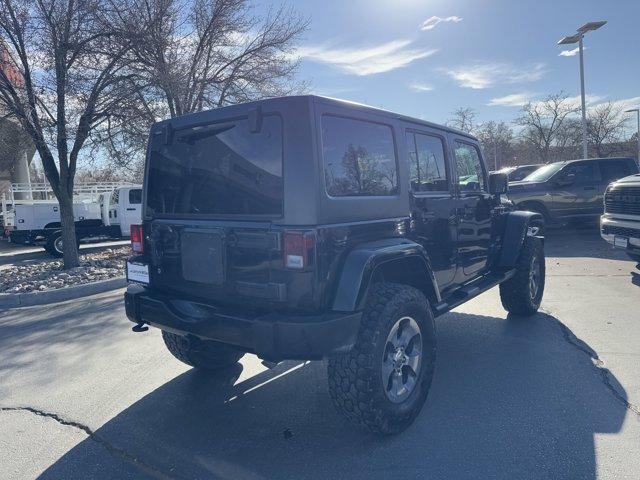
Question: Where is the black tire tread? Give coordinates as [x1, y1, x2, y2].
[327, 283, 434, 435]
[162, 331, 243, 370]
[499, 237, 545, 316]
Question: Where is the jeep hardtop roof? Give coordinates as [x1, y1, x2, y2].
[145, 95, 480, 226]
[150, 95, 478, 141]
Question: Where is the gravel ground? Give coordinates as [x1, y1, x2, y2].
[0, 246, 128, 293]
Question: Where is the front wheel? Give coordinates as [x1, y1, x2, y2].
[500, 236, 545, 316]
[327, 283, 436, 435]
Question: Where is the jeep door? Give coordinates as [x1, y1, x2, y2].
[451, 138, 492, 278]
[550, 161, 601, 218]
[404, 127, 457, 288]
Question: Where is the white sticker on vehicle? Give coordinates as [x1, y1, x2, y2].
[127, 262, 149, 284]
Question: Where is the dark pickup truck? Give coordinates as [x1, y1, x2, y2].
[124, 95, 545, 434]
[507, 157, 638, 232]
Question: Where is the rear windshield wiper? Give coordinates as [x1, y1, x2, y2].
[177, 125, 235, 145]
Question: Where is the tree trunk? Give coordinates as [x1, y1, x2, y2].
[58, 192, 80, 269]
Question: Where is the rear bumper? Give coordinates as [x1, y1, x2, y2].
[124, 285, 362, 361]
[600, 216, 640, 254]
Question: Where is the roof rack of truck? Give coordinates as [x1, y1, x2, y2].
[7, 181, 137, 202]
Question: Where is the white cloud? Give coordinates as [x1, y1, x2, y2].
[559, 47, 580, 57]
[563, 94, 606, 110]
[487, 92, 532, 107]
[409, 82, 434, 92]
[607, 96, 640, 112]
[294, 40, 437, 76]
[420, 15, 463, 31]
[443, 62, 546, 89]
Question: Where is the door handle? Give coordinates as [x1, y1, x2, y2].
[126, 208, 136, 211]
[583, 186, 596, 191]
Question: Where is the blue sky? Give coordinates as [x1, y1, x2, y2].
[273, 0, 640, 131]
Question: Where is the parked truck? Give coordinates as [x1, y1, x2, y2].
[4, 184, 142, 257]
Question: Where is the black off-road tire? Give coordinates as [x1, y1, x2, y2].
[500, 236, 545, 316]
[162, 331, 244, 370]
[327, 283, 436, 435]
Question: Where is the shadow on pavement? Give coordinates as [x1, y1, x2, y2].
[38, 311, 628, 480]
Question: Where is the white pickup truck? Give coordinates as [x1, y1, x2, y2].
[6, 185, 142, 256]
[601, 173, 640, 263]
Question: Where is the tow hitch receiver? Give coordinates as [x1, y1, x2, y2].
[132, 323, 149, 333]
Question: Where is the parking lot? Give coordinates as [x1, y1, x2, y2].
[1, 227, 639, 480]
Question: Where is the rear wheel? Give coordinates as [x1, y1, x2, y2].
[44, 232, 81, 258]
[327, 283, 436, 435]
[500, 236, 545, 316]
[162, 331, 244, 370]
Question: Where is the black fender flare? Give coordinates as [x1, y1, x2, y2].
[332, 238, 441, 312]
[499, 210, 544, 267]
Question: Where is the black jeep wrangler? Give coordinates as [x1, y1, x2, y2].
[124, 96, 545, 434]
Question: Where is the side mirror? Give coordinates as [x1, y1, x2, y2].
[555, 173, 576, 187]
[488, 172, 509, 195]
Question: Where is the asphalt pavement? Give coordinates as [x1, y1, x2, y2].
[1, 227, 639, 480]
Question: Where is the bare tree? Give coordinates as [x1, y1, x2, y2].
[476, 121, 513, 170]
[97, 0, 307, 168]
[0, 0, 137, 268]
[515, 92, 578, 164]
[587, 101, 626, 157]
[447, 107, 476, 134]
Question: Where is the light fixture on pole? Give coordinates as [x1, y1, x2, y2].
[558, 21, 607, 159]
[625, 108, 640, 166]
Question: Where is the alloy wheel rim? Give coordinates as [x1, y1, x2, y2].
[529, 255, 541, 300]
[54, 237, 63, 254]
[382, 316, 422, 403]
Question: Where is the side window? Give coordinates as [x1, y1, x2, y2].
[454, 142, 486, 192]
[128, 189, 142, 204]
[599, 161, 630, 184]
[405, 132, 448, 192]
[322, 115, 398, 197]
[561, 162, 597, 183]
[109, 190, 119, 206]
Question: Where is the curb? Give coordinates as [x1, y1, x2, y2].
[0, 277, 127, 308]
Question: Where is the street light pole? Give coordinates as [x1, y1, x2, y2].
[626, 108, 640, 166]
[578, 36, 588, 159]
[558, 21, 606, 160]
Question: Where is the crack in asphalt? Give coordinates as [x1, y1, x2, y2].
[540, 309, 640, 417]
[0, 406, 177, 480]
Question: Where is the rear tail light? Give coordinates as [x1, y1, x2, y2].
[131, 224, 144, 253]
[283, 231, 315, 269]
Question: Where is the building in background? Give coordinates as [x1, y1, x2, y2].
[0, 41, 35, 200]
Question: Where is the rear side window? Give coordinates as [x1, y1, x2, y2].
[128, 189, 142, 204]
[322, 116, 398, 197]
[110, 190, 119, 206]
[454, 142, 486, 192]
[599, 160, 631, 183]
[405, 132, 448, 192]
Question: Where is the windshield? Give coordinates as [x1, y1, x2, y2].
[521, 163, 564, 182]
[146, 115, 283, 217]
